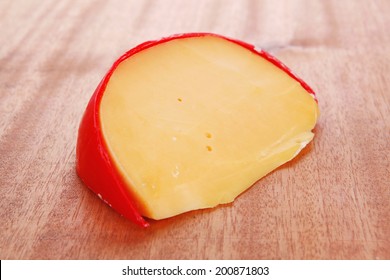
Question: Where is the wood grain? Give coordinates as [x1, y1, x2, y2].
[1, 0, 389, 259]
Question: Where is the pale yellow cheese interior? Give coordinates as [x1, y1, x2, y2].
[100, 36, 319, 219]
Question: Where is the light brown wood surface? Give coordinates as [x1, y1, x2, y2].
[1, 0, 389, 260]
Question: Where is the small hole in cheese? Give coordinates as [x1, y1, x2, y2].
[206, 145, 213, 152]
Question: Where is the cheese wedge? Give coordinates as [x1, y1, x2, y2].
[98, 35, 319, 220]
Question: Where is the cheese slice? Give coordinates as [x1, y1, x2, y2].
[99, 35, 319, 220]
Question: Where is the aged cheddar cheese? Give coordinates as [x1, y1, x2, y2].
[76, 33, 319, 226]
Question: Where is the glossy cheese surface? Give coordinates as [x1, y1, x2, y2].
[100, 35, 318, 219]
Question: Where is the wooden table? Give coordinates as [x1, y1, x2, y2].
[1, 0, 389, 259]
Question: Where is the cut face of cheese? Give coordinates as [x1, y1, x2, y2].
[99, 35, 319, 220]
